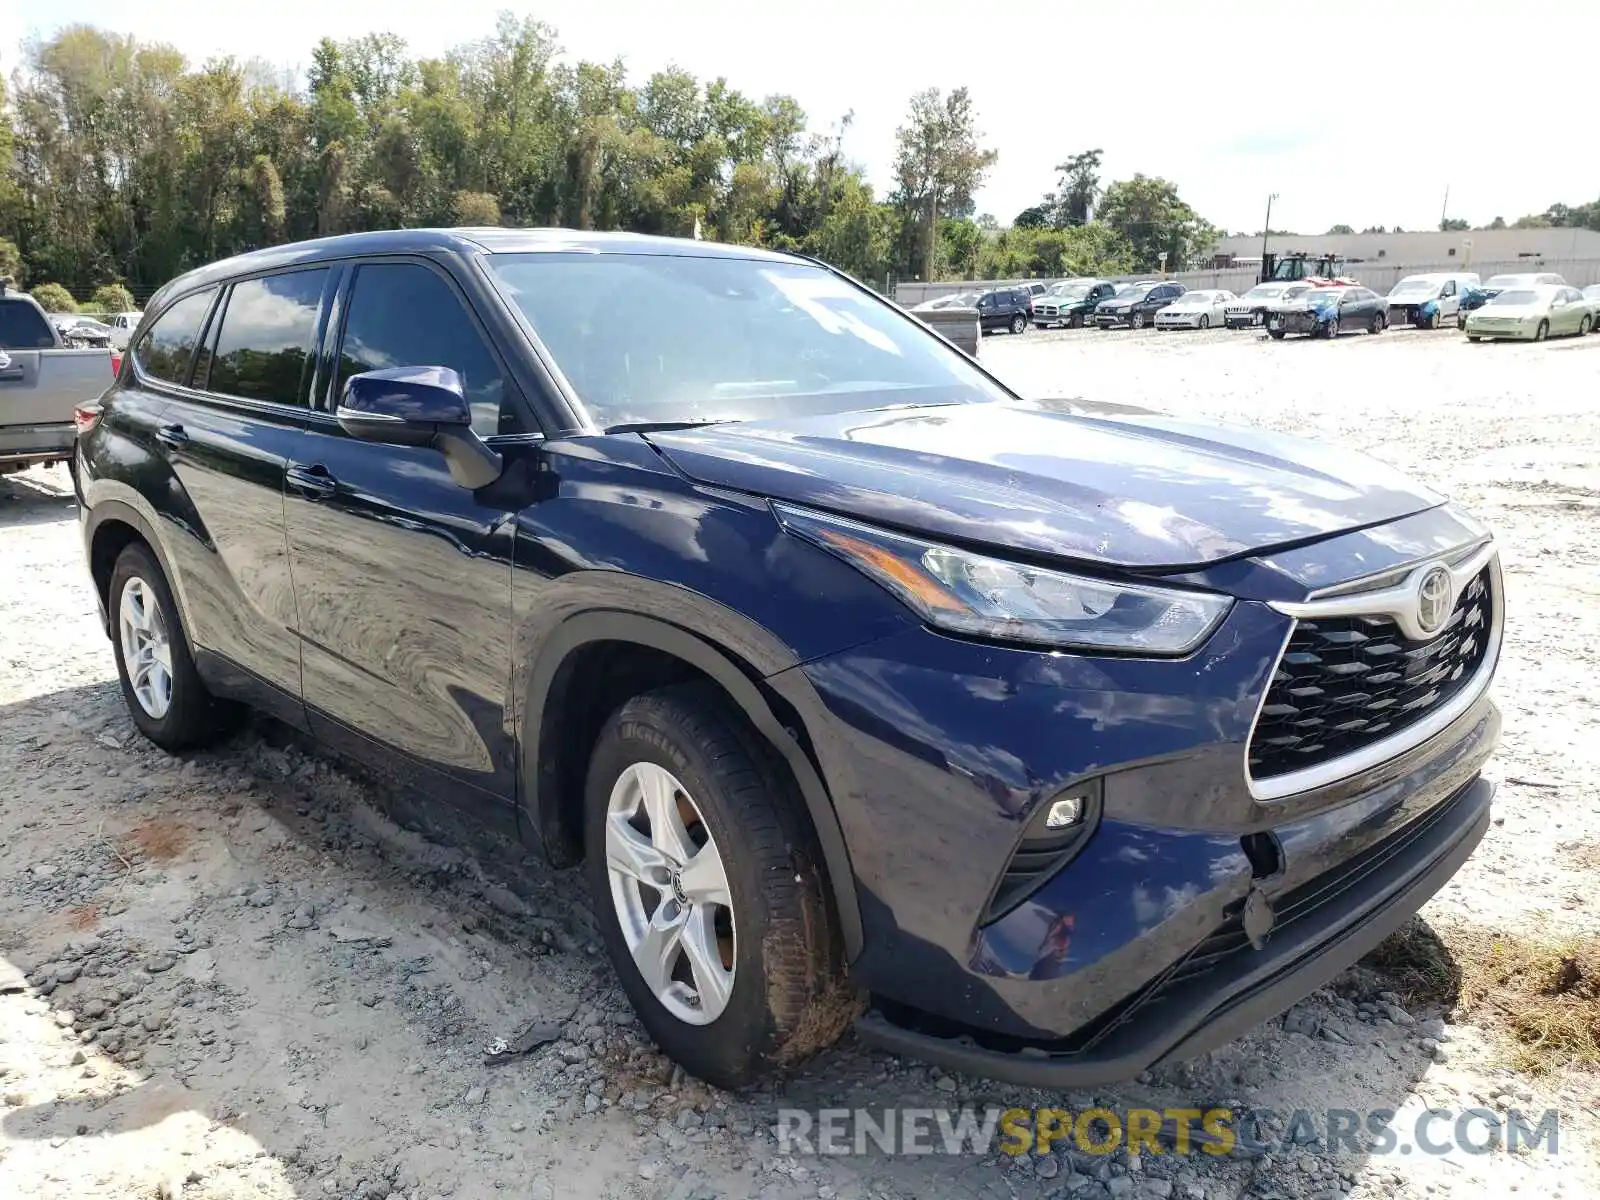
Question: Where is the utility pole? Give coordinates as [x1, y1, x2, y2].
[1440, 184, 1450, 230]
[1261, 193, 1278, 265]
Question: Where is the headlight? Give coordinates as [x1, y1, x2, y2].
[775, 504, 1233, 655]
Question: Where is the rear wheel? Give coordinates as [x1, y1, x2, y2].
[1368, 312, 1385, 335]
[1580, 314, 1593, 336]
[1268, 329, 1286, 340]
[585, 684, 850, 1089]
[1131, 311, 1147, 329]
[1457, 314, 1467, 330]
[1009, 313, 1026, 335]
[109, 543, 237, 750]
[1535, 320, 1549, 342]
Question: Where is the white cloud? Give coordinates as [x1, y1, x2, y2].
[8, 0, 1594, 235]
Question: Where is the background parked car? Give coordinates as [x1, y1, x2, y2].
[1, 283, 118, 476]
[1456, 272, 1567, 328]
[976, 287, 1032, 335]
[1463, 284, 1593, 342]
[1154, 289, 1237, 330]
[105, 311, 143, 350]
[1032, 279, 1117, 329]
[1385, 273, 1479, 329]
[51, 315, 114, 348]
[1224, 282, 1310, 328]
[1094, 281, 1185, 329]
[1267, 285, 1388, 339]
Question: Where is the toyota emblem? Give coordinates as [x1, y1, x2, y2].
[1416, 565, 1453, 635]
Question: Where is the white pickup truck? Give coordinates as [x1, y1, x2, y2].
[1, 283, 119, 476]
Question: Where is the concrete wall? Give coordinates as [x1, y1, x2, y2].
[894, 258, 1600, 308]
[1210, 227, 1600, 266]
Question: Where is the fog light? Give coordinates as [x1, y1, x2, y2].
[1044, 795, 1085, 829]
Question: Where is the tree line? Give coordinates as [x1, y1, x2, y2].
[6, 17, 1594, 315]
[0, 17, 1233, 312]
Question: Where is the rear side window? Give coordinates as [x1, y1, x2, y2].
[334, 263, 511, 437]
[0, 298, 57, 349]
[134, 289, 216, 384]
[205, 269, 330, 405]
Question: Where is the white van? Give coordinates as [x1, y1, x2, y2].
[1385, 273, 1479, 328]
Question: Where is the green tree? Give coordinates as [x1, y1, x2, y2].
[452, 190, 501, 225]
[891, 86, 997, 280]
[0, 239, 23, 285]
[1324, 224, 1354, 235]
[1440, 217, 1469, 231]
[1097, 175, 1217, 271]
[31, 282, 78, 311]
[1052, 149, 1102, 227]
[88, 283, 137, 312]
[1487, 216, 1507, 230]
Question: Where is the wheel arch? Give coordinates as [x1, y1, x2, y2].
[85, 499, 190, 640]
[520, 610, 863, 961]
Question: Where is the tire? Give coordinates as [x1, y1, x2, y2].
[584, 684, 850, 1090]
[1467, 335, 1481, 343]
[1535, 320, 1549, 342]
[109, 542, 237, 750]
[1198, 314, 1210, 330]
[1068, 311, 1083, 329]
[1457, 315, 1467, 330]
[1580, 315, 1593, 336]
[1369, 313, 1384, 335]
[1131, 311, 1146, 329]
[1268, 329, 1286, 340]
[1425, 311, 1440, 330]
[1009, 314, 1026, 335]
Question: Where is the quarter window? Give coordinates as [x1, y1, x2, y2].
[205, 269, 329, 405]
[133, 289, 217, 385]
[334, 263, 511, 437]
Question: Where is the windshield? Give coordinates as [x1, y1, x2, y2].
[1488, 290, 1540, 306]
[487, 253, 1012, 427]
[1046, 283, 1090, 298]
[1116, 284, 1154, 300]
[1484, 276, 1524, 290]
[1585, 286, 1600, 300]
[1389, 280, 1437, 296]
[1240, 285, 1282, 302]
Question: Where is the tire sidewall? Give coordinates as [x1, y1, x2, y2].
[109, 546, 198, 746]
[584, 709, 782, 1086]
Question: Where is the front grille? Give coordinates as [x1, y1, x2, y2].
[1249, 568, 1493, 783]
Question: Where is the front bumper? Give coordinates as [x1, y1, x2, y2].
[1094, 311, 1136, 327]
[857, 771, 1493, 1086]
[1224, 309, 1265, 328]
[1465, 321, 1536, 340]
[1268, 311, 1327, 335]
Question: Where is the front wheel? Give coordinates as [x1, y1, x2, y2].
[1009, 314, 1026, 335]
[1068, 311, 1083, 329]
[1198, 314, 1210, 330]
[1268, 329, 1286, 340]
[1535, 320, 1549, 342]
[1425, 310, 1441, 330]
[109, 543, 238, 750]
[1457, 315, 1467, 330]
[585, 684, 850, 1090]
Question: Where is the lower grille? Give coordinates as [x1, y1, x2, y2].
[1249, 567, 1494, 783]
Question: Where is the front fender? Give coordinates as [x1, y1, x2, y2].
[517, 603, 865, 961]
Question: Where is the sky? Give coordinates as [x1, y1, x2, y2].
[5, 0, 1594, 236]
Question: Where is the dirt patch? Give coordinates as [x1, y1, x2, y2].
[122, 818, 190, 863]
[64, 905, 99, 931]
[1560, 838, 1600, 873]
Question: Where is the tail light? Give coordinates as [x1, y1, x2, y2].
[73, 403, 103, 436]
[110, 351, 122, 376]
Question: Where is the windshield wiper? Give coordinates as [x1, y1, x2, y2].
[604, 418, 735, 434]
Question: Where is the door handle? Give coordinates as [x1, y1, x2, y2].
[156, 423, 189, 449]
[286, 463, 338, 500]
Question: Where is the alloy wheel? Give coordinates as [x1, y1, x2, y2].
[118, 577, 173, 719]
[604, 762, 736, 1025]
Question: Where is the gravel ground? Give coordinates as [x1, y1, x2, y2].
[2, 324, 1598, 1199]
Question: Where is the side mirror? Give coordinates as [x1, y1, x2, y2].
[337, 365, 502, 489]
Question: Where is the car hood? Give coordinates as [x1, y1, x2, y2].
[643, 401, 1444, 570]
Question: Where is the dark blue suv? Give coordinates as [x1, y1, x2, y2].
[76, 229, 1502, 1091]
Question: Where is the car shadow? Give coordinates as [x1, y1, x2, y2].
[0, 678, 1466, 1199]
[0, 465, 77, 528]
